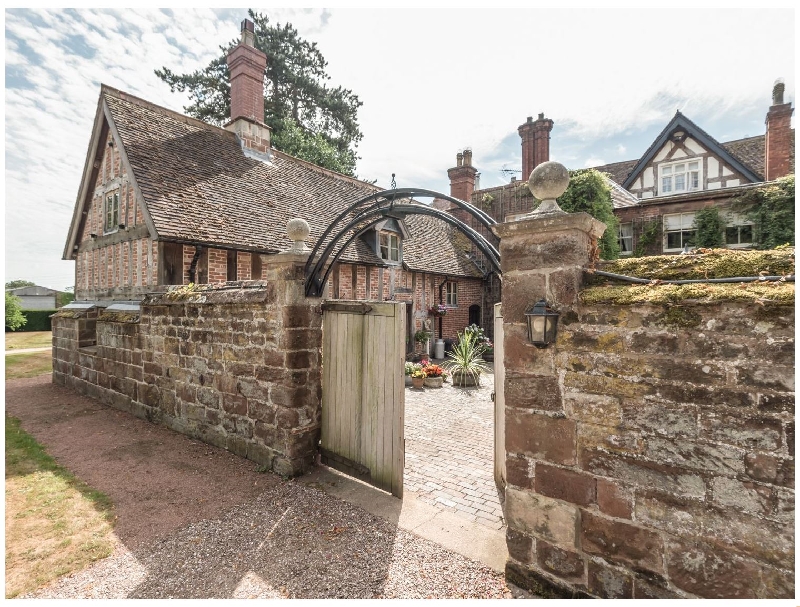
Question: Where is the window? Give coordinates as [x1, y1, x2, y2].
[618, 223, 633, 255]
[663, 213, 696, 252]
[227, 250, 238, 281]
[104, 191, 120, 233]
[445, 281, 458, 306]
[379, 232, 400, 262]
[659, 160, 701, 196]
[724, 213, 754, 248]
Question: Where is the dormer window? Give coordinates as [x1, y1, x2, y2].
[379, 232, 400, 262]
[659, 160, 701, 196]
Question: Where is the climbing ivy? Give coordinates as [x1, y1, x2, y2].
[534, 169, 619, 259]
[634, 219, 660, 257]
[731, 175, 795, 249]
[693, 207, 726, 248]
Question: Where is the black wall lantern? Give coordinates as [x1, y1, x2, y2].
[525, 299, 560, 348]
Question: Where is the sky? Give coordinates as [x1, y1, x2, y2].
[3, 8, 795, 291]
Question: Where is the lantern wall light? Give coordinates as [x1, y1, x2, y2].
[525, 299, 560, 348]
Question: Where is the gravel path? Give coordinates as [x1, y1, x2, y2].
[8, 376, 513, 599]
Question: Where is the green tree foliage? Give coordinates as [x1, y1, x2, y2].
[5, 293, 27, 331]
[155, 10, 363, 176]
[58, 287, 75, 308]
[553, 169, 620, 260]
[5, 280, 35, 289]
[693, 207, 726, 248]
[732, 175, 795, 249]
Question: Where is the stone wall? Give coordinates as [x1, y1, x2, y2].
[504, 300, 794, 599]
[495, 207, 795, 599]
[53, 255, 322, 477]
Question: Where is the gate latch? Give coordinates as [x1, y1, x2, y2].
[491, 391, 495, 402]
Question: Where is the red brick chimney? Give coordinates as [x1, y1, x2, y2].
[225, 19, 271, 155]
[764, 80, 794, 181]
[448, 148, 478, 202]
[518, 113, 554, 180]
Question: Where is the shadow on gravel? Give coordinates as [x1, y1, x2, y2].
[5, 375, 400, 599]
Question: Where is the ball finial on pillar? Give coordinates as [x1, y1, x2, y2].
[527, 161, 569, 216]
[286, 218, 310, 253]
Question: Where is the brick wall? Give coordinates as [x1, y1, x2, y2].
[53, 262, 323, 477]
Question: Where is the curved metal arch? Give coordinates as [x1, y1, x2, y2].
[306, 203, 500, 297]
[304, 188, 496, 285]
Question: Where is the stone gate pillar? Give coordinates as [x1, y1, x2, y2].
[492, 162, 605, 597]
[259, 218, 323, 476]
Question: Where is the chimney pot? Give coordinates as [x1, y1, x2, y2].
[457, 152, 463, 167]
[242, 18, 255, 33]
[538, 112, 544, 120]
[772, 79, 785, 106]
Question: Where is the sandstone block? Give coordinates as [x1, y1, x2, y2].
[506, 487, 579, 547]
[506, 528, 533, 564]
[534, 462, 596, 507]
[505, 374, 562, 413]
[581, 511, 664, 573]
[587, 558, 633, 598]
[506, 410, 576, 465]
[536, 539, 584, 582]
[596, 479, 633, 519]
[665, 537, 760, 599]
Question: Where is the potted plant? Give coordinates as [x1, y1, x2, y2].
[444, 330, 490, 387]
[422, 363, 445, 388]
[465, 324, 493, 361]
[411, 369, 426, 389]
[405, 361, 421, 387]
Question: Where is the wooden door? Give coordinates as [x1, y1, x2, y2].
[493, 302, 506, 487]
[320, 301, 405, 497]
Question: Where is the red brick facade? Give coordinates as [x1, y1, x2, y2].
[226, 21, 267, 125]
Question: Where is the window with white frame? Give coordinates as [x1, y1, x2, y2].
[663, 213, 696, 252]
[618, 222, 633, 255]
[659, 160, 701, 196]
[104, 191, 120, 233]
[379, 231, 400, 262]
[445, 281, 458, 306]
[724, 212, 754, 248]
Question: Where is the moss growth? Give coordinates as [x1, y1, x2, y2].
[598, 247, 794, 280]
[97, 311, 140, 323]
[580, 282, 794, 306]
[658, 307, 702, 328]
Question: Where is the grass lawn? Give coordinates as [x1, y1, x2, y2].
[5, 415, 116, 598]
[5, 351, 52, 380]
[4, 331, 52, 351]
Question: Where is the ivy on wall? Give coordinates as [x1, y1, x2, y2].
[732, 175, 795, 249]
[693, 207, 726, 248]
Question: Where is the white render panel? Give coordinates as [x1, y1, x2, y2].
[654, 144, 671, 162]
[633, 177, 642, 189]
[643, 167, 654, 188]
[671, 148, 688, 159]
[685, 137, 707, 154]
[707, 181, 721, 190]
[726, 179, 741, 187]
[722, 166, 733, 177]
[642, 191, 653, 199]
[708, 157, 720, 178]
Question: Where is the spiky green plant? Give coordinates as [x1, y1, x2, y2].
[444, 331, 490, 387]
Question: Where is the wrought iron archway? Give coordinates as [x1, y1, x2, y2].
[304, 188, 500, 297]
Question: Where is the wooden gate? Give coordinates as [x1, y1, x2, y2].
[320, 301, 405, 497]
[493, 302, 506, 487]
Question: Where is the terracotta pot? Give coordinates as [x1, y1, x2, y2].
[451, 369, 480, 387]
[423, 376, 443, 388]
[411, 376, 425, 389]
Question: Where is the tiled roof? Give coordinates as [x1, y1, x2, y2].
[103, 88, 481, 278]
[591, 159, 639, 186]
[721, 135, 765, 179]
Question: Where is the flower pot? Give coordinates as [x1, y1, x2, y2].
[411, 376, 425, 389]
[451, 369, 480, 387]
[483, 352, 494, 362]
[405, 376, 413, 387]
[423, 376, 443, 388]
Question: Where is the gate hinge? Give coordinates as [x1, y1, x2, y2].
[491, 391, 495, 402]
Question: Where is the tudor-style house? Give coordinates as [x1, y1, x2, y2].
[436, 82, 794, 260]
[63, 20, 488, 353]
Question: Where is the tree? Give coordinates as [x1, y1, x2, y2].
[5, 292, 26, 331]
[58, 287, 75, 308]
[5, 280, 35, 290]
[693, 207, 726, 248]
[732, 175, 795, 249]
[155, 10, 363, 176]
[557, 169, 620, 260]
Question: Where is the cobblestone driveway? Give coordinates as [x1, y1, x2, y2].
[403, 369, 504, 530]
